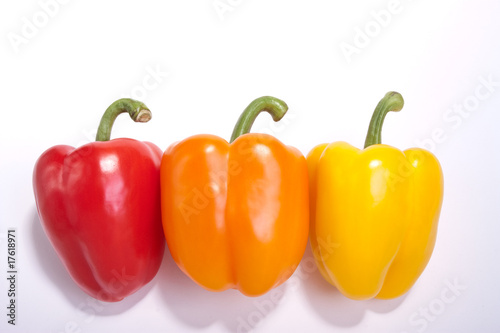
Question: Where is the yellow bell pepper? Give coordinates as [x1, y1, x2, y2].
[307, 92, 443, 300]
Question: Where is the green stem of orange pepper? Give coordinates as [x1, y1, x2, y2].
[364, 92, 404, 148]
[230, 96, 288, 143]
[96, 98, 152, 142]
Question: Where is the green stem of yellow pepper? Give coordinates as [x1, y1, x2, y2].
[364, 92, 404, 148]
[96, 98, 152, 142]
[230, 96, 288, 143]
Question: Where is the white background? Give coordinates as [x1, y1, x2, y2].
[1, 0, 499, 332]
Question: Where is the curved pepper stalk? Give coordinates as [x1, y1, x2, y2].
[230, 96, 288, 143]
[96, 98, 152, 142]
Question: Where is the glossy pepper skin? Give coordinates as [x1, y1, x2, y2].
[308, 92, 443, 300]
[33, 99, 165, 302]
[161, 96, 309, 297]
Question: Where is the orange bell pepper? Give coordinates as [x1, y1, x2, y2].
[161, 96, 309, 296]
[308, 92, 444, 300]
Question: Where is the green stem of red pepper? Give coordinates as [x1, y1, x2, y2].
[230, 96, 288, 143]
[364, 91, 404, 148]
[95, 98, 152, 142]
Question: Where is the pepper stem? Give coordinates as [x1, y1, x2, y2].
[95, 98, 151, 142]
[230, 96, 288, 143]
[363, 91, 404, 148]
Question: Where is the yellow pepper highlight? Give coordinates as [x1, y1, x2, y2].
[307, 92, 444, 300]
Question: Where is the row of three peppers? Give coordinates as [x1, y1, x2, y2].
[33, 93, 443, 302]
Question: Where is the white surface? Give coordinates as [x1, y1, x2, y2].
[1, 1, 499, 332]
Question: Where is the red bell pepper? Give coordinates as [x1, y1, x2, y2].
[33, 99, 165, 302]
